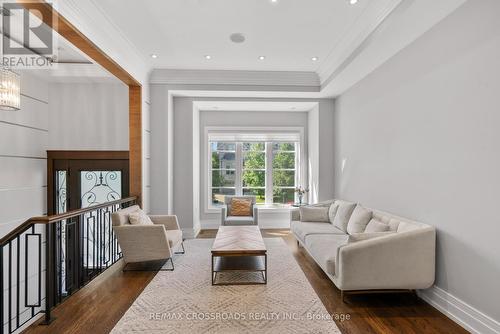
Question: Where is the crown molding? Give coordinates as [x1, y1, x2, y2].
[316, 0, 402, 84]
[57, 0, 149, 84]
[150, 69, 320, 88]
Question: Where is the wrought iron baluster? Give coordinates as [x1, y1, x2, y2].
[8, 242, 12, 333]
[0, 246, 3, 334]
[16, 236, 20, 329]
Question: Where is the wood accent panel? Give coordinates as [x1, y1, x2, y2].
[129, 86, 142, 205]
[47, 151, 129, 160]
[22, 229, 467, 334]
[17, 1, 143, 204]
[16, 0, 139, 86]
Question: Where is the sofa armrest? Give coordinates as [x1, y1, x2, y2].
[221, 205, 228, 225]
[149, 215, 180, 230]
[290, 208, 300, 221]
[113, 225, 171, 263]
[253, 206, 259, 225]
[337, 227, 436, 290]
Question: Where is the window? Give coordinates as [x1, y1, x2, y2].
[209, 140, 299, 207]
[211, 142, 236, 205]
[242, 142, 266, 203]
[272, 143, 296, 204]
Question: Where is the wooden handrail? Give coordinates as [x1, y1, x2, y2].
[0, 196, 137, 246]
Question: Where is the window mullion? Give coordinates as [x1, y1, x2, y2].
[265, 142, 273, 204]
[236, 142, 242, 195]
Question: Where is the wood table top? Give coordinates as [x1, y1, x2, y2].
[211, 226, 266, 255]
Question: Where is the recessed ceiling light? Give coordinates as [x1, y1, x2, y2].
[271, 0, 278, 3]
[205, 55, 212, 60]
[258, 56, 266, 60]
[349, 0, 358, 4]
[311, 56, 319, 61]
[150, 54, 158, 59]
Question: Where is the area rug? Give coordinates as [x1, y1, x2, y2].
[111, 238, 341, 333]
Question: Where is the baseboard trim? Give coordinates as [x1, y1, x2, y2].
[418, 286, 500, 334]
[182, 227, 200, 239]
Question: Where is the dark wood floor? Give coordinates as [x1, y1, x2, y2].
[23, 229, 467, 334]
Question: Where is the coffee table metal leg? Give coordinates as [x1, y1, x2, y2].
[211, 255, 214, 285]
[264, 253, 267, 284]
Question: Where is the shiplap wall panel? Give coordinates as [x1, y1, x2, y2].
[144, 131, 151, 159]
[0, 188, 46, 224]
[20, 73, 49, 103]
[0, 123, 48, 158]
[0, 95, 49, 130]
[0, 73, 48, 243]
[143, 101, 150, 132]
[144, 158, 150, 186]
[0, 157, 46, 189]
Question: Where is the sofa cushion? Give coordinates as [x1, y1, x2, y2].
[348, 232, 394, 242]
[167, 230, 183, 248]
[225, 216, 255, 225]
[332, 200, 357, 233]
[346, 205, 372, 234]
[305, 234, 349, 276]
[365, 218, 389, 232]
[328, 201, 339, 223]
[388, 218, 401, 231]
[291, 221, 345, 242]
[300, 206, 329, 222]
[397, 221, 419, 233]
[128, 210, 154, 225]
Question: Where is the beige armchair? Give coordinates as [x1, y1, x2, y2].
[111, 205, 184, 271]
[221, 195, 259, 226]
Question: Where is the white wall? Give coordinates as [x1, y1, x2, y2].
[0, 73, 48, 237]
[334, 0, 500, 329]
[0, 72, 48, 332]
[48, 82, 129, 151]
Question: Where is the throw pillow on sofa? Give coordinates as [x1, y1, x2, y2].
[328, 201, 339, 223]
[332, 200, 357, 233]
[348, 231, 394, 242]
[347, 205, 372, 234]
[300, 206, 330, 222]
[128, 210, 154, 225]
[364, 218, 389, 232]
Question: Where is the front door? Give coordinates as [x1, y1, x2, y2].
[48, 151, 129, 296]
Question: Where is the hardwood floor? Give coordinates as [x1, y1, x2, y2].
[23, 229, 467, 334]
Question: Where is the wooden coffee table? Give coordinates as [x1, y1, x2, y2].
[211, 226, 267, 285]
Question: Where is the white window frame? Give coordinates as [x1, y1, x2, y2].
[205, 127, 305, 213]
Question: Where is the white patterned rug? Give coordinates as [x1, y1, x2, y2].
[111, 238, 341, 334]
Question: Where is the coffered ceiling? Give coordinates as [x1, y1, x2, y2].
[92, 0, 401, 77]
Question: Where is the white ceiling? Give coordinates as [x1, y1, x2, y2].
[92, 0, 398, 73]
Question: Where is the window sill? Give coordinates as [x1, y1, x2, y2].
[206, 204, 293, 214]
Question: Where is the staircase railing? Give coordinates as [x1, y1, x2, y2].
[0, 196, 137, 334]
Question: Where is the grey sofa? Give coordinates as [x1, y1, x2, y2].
[291, 200, 435, 298]
[221, 195, 259, 226]
[111, 205, 184, 270]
